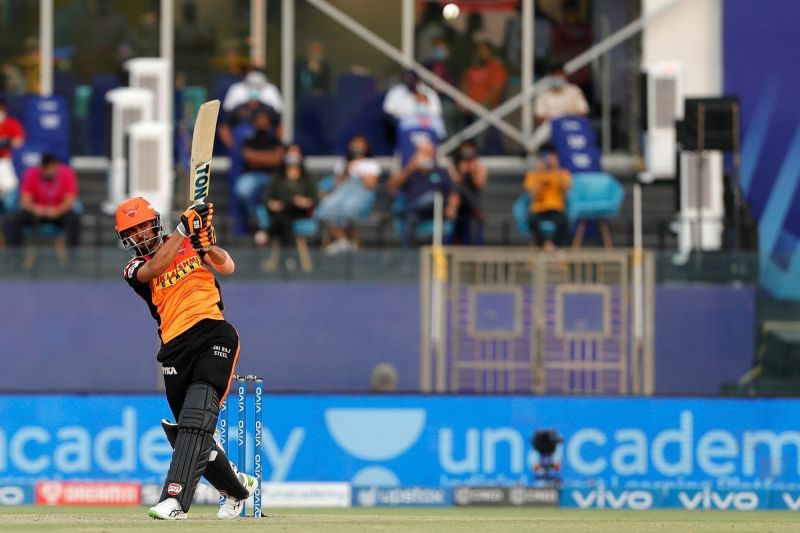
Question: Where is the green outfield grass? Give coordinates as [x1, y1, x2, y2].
[3, 506, 800, 532]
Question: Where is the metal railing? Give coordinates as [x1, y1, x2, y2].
[420, 246, 656, 395]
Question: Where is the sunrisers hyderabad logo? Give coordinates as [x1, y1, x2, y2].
[122, 203, 140, 218]
[154, 256, 202, 290]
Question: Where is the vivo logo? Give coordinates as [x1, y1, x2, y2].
[572, 488, 653, 510]
[782, 493, 800, 511]
[678, 488, 759, 511]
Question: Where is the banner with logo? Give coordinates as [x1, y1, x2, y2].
[2, 395, 800, 491]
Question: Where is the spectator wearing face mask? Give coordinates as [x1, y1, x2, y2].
[523, 143, 572, 250]
[530, 64, 589, 151]
[384, 69, 446, 167]
[4, 153, 81, 247]
[459, 41, 508, 154]
[388, 141, 459, 246]
[0, 99, 25, 205]
[448, 140, 487, 245]
[316, 135, 380, 255]
[262, 144, 317, 247]
[295, 41, 331, 95]
[222, 67, 283, 115]
[423, 37, 459, 139]
[219, 67, 284, 151]
[235, 110, 285, 234]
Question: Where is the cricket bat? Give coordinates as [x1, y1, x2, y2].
[189, 99, 221, 205]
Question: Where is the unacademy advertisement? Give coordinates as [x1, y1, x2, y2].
[1, 395, 799, 490]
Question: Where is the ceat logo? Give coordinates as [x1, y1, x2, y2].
[168, 483, 183, 496]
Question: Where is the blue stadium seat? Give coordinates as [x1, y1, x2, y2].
[392, 195, 454, 242]
[550, 116, 602, 174]
[512, 192, 557, 238]
[23, 95, 71, 163]
[12, 142, 48, 182]
[567, 172, 625, 223]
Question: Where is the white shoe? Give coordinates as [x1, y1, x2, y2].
[148, 497, 187, 520]
[217, 473, 258, 519]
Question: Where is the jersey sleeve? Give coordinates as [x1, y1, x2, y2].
[123, 258, 148, 288]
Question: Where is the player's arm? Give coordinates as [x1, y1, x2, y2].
[137, 204, 212, 282]
[135, 232, 185, 283]
[202, 245, 235, 275]
[190, 220, 234, 275]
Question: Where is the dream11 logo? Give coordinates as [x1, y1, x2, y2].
[324, 409, 426, 486]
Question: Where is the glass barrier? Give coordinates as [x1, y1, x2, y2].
[0, 245, 761, 286]
[3, 1, 645, 158]
[0, 2, 39, 96]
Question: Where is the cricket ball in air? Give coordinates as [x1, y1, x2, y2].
[443, 3, 460, 20]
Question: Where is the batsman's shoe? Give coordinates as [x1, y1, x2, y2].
[217, 473, 258, 519]
[148, 497, 187, 520]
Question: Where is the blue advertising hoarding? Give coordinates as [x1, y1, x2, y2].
[1, 395, 800, 491]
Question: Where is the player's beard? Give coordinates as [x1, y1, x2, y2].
[120, 216, 164, 257]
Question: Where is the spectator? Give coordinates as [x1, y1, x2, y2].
[388, 141, 459, 246]
[448, 140, 487, 245]
[219, 99, 282, 153]
[531, 64, 589, 151]
[383, 69, 446, 166]
[235, 110, 285, 235]
[423, 37, 459, 137]
[370, 363, 399, 392]
[0, 99, 25, 205]
[423, 37, 455, 87]
[4, 153, 81, 248]
[316, 135, 380, 255]
[222, 67, 283, 117]
[262, 144, 317, 248]
[383, 69, 443, 122]
[414, 2, 446, 62]
[451, 12, 485, 81]
[460, 41, 508, 154]
[523, 144, 572, 250]
[295, 41, 330, 95]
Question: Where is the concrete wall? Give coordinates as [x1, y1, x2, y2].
[643, 0, 723, 96]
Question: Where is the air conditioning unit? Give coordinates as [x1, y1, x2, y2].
[677, 150, 724, 254]
[125, 58, 170, 123]
[128, 122, 172, 216]
[103, 88, 154, 212]
[641, 62, 684, 182]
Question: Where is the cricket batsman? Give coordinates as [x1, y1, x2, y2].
[115, 197, 256, 520]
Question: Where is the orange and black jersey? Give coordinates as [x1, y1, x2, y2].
[123, 236, 224, 344]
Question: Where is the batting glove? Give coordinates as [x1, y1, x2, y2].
[190, 224, 217, 252]
[177, 203, 213, 237]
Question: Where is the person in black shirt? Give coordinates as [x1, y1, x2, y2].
[448, 140, 487, 244]
[233, 110, 284, 233]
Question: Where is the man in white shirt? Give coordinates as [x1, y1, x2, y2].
[222, 68, 283, 115]
[530, 64, 590, 151]
[383, 69, 446, 165]
[383, 69, 443, 122]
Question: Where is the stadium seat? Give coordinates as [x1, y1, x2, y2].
[567, 172, 625, 248]
[392, 195, 454, 244]
[23, 95, 71, 163]
[511, 192, 557, 240]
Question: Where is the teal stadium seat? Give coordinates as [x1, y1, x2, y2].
[392, 195, 454, 242]
[566, 172, 625, 222]
[512, 172, 624, 243]
[512, 192, 557, 238]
